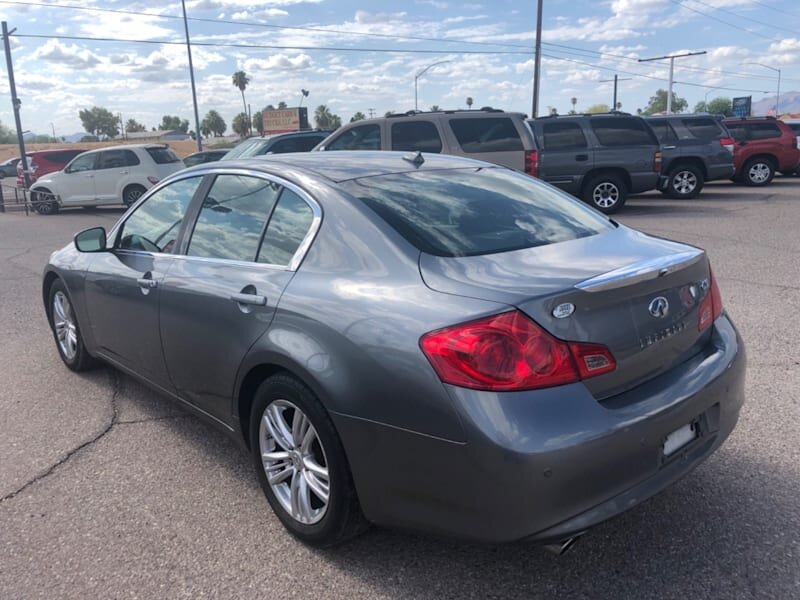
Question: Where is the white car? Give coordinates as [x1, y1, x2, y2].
[30, 144, 185, 214]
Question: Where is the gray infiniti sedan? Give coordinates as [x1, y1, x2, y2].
[42, 152, 745, 550]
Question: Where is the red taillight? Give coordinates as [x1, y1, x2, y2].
[420, 310, 616, 391]
[525, 150, 539, 178]
[653, 150, 662, 173]
[719, 137, 735, 153]
[147, 176, 160, 185]
[698, 268, 723, 331]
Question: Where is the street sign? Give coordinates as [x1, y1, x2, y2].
[732, 97, 751, 117]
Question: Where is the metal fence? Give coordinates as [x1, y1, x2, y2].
[0, 183, 59, 215]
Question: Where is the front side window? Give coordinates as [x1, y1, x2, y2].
[117, 177, 202, 253]
[325, 124, 381, 151]
[187, 175, 282, 262]
[590, 117, 656, 146]
[391, 121, 443, 153]
[66, 153, 97, 173]
[449, 118, 523, 153]
[541, 121, 588, 150]
[257, 189, 315, 266]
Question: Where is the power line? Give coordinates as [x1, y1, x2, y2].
[747, 0, 800, 17]
[668, 0, 782, 43]
[685, 0, 798, 35]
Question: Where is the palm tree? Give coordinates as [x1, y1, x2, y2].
[232, 71, 250, 131]
[466, 97, 473, 110]
[314, 105, 334, 129]
[350, 111, 366, 122]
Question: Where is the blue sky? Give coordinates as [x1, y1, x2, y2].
[0, 0, 798, 136]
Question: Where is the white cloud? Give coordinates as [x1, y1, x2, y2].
[31, 39, 101, 68]
[242, 53, 313, 71]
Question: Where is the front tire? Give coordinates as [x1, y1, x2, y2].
[47, 279, 97, 371]
[122, 184, 146, 207]
[583, 174, 627, 214]
[32, 189, 58, 215]
[250, 374, 368, 547]
[666, 164, 704, 199]
[743, 158, 775, 186]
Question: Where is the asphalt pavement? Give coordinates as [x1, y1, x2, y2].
[1, 180, 798, 599]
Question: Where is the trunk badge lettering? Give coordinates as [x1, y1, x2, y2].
[648, 296, 670, 318]
[552, 303, 575, 319]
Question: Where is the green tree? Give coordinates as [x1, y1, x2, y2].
[264, 104, 276, 112]
[429, 105, 441, 112]
[253, 111, 264, 135]
[314, 104, 341, 129]
[159, 115, 189, 133]
[277, 101, 288, 109]
[384, 111, 395, 117]
[585, 103, 610, 114]
[125, 118, 147, 133]
[642, 89, 688, 115]
[350, 111, 366, 122]
[232, 70, 250, 132]
[701, 97, 733, 116]
[0, 120, 15, 143]
[78, 106, 119, 139]
[232, 112, 251, 137]
[201, 110, 226, 137]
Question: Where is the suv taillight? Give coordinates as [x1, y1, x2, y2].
[719, 137, 735, 153]
[698, 268, 723, 331]
[420, 310, 615, 391]
[525, 150, 539, 178]
[653, 150, 662, 173]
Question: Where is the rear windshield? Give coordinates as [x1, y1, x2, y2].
[145, 147, 181, 164]
[341, 168, 612, 257]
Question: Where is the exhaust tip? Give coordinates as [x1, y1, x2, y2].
[543, 535, 581, 556]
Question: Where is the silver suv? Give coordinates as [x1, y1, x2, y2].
[314, 109, 538, 175]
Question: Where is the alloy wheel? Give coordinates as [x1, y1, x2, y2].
[672, 170, 697, 195]
[592, 182, 620, 209]
[53, 290, 78, 360]
[748, 163, 771, 184]
[259, 399, 330, 525]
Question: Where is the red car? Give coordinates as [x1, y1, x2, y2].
[723, 117, 800, 186]
[16, 148, 87, 187]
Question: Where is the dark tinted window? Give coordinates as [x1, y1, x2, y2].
[449, 117, 523, 152]
[117, 177, 202, 253]
[647, 120, 678, 143]
[326, 124, 381, 151]
[541, 121, 588, 150]
[682, 117, 723, 140]
[42, 150, 84, 164]
[270, 135, 326, 153]
[391, 121, 443, 153]
[145, 147, 181, 164]
[747, 122, 781, 140]
[188, 175, 281, 262]
[787, 123, 800, 133]
[590, 117, 656, 146]
[725, 122, 747, 141]
[257, 189, 314, 266]
[97, 149, 140, 169]
[341, 168, 612, 258]
[223, 138, 266, 160]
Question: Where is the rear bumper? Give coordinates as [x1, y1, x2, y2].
[335, 315, 745, 543]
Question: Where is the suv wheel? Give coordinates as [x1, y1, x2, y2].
[31, 189, 58, 215]
[743, 158, 775, 186]
[666, 164, 704, 199]
[583, 174, 627, 214]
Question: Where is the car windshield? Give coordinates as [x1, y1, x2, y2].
[223, 138, 271, 159]
[341, 167, 613, 257]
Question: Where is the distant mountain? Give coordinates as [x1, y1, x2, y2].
[63, 132, 89, 143]
[751, 91, 800, 116]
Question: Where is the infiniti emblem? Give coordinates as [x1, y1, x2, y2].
[648, 296, 669, 318]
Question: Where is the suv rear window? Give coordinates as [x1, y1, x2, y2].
[682, 117, 723, 140]
[391, 121, 443, 153]
[145, 147, 181, 164]
[449, 118, 523, 153]
[540, 121, 588, 150]
[590, 117, 656, 146]
[747, 122, 781, 140]
[341, 168, 612, 257]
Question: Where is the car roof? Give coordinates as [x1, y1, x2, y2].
[180, 150, 493, 183]
[342, 109, 528, 127]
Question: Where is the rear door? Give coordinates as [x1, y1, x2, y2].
[446, 116, 527, 170]
[92, 149, 139, 203]
[159, 173, 320, 422]
[534, 120, 593, 193]
[678, 117, 732, 172]
[588, 116, 659, 192]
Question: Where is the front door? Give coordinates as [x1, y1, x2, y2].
[59, 153, 98, 205]
[83, 176, 205, 389]
[159, 174, 318, 423]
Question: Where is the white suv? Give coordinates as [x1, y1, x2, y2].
[30, 144, 185, 214]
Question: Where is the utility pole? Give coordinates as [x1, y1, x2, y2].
[181, 0, 202, 152]
[599, 75, 632, 111]
[368, 108, 375, 118]
[2, 22, 31, 189]
[531, 0, 543, 118]
[638, 51, 706, 114]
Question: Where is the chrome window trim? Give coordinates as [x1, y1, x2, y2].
[108, 167, 322, 272]
[575, 249, 704, 293]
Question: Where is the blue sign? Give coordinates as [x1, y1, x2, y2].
[732, 97, 751, 117]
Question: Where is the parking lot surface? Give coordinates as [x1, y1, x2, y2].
[1, 181, 799, 599]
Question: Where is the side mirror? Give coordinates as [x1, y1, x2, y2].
[74, 226, 107, 253]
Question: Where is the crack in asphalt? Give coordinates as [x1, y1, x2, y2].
[0, 370, 121, 505]
[116, 414, 188, 425]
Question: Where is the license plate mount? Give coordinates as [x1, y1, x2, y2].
[662, 422, 697, 457]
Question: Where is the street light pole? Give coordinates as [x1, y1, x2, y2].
[414, 60, 451, 112]
[743, 62, 781, 116]
[531, 0, 543, 118]
[638, 50, 707, 114]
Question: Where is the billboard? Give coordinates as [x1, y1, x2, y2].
[261, 107, 309, 134]
[732, 96, 751, 118]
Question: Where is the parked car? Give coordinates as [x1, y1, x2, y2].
[781, 119, 800, 174]
[222, 130, 333, 160]
[645, 114, 735, 199]
[0, 156, 20, 178]
[528, 113, 664, 213]
[183, 149, 229, 167]
[29, 144, 184, 214]
[314, 108, 538, 175]
[43, 151, 745, 549]
[722, 117, 800, 185]
[16, 148, 87, 186]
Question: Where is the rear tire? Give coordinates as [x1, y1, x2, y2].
[666, 164, 704, 199]
[122, 184, 146, 207]
[743, 158, 775, 186]
[47, 279, 97, 371]
[32, 188, 58, 215]
[582, 173, 627, 214]
[250, 374, 368, 547]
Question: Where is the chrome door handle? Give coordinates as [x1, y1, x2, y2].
[84, 174, 94, 178]
[230, 292, 267, 306]
[575, 154, 589, 161]
[137, 278, 158, 289]
[662, 145, 677, 150]
[120, 170, 128, 174]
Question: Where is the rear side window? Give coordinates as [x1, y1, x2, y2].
[43, 150, 84, 164]
[268, 135, 325, 154]
[391, 121, 443, 153]
[787, 123, 800, 133]
[449, 118, 523, 153]
[590, 117, 656, 146]
[187, 175, 281, 262]
[146, 147, 181, 164]
[326, 124, 381, 151]
[647, 120, 678, 143]
[726, 123, 747, 141]
[97, 149, 140, 169]
[682, 118, 723, 140]
[341, 168, 612, 257]
[540, 121, 588, 150]
[257, 189, 315, 266]
[746, 122, 781, 140]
